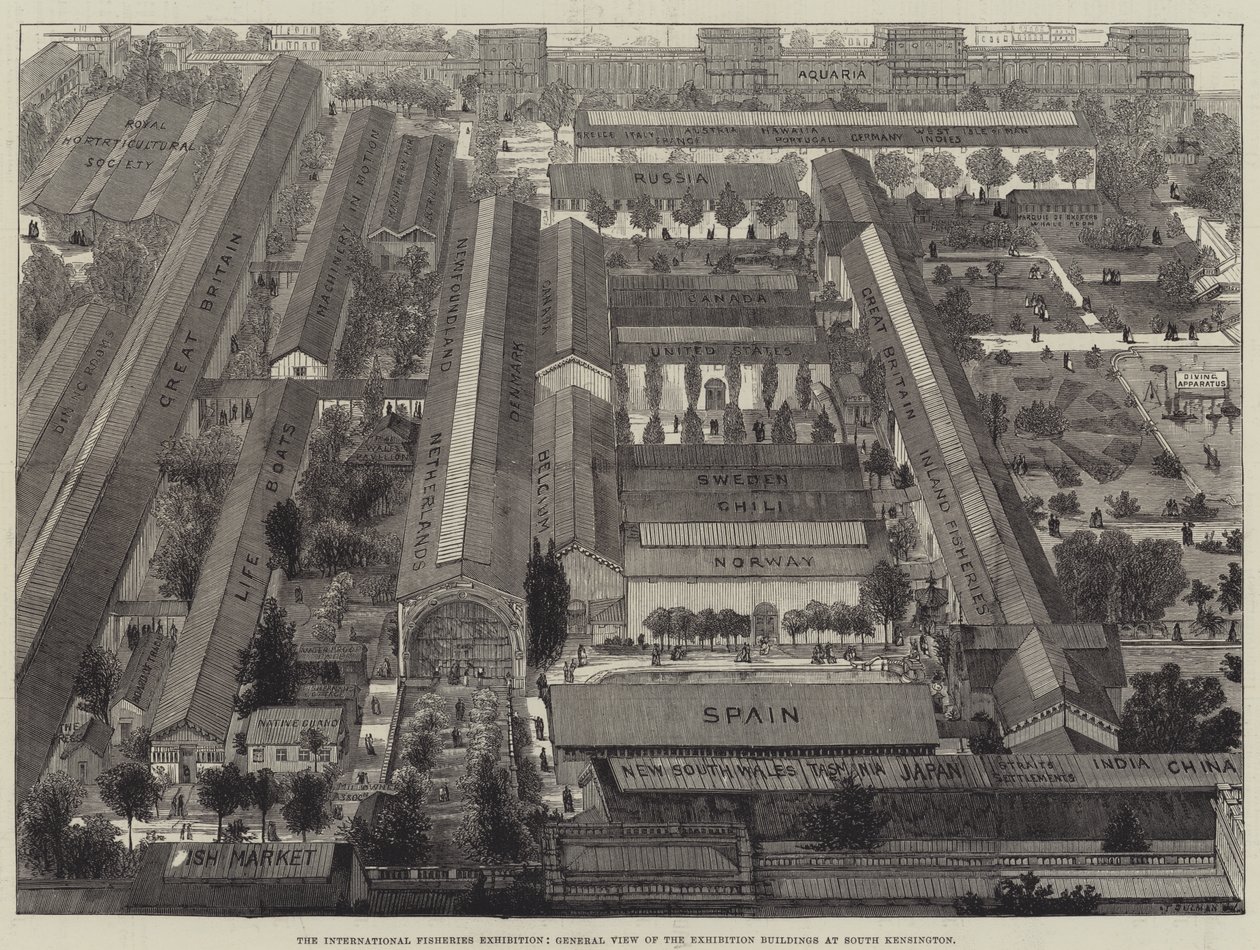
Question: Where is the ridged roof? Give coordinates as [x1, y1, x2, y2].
[548, 163, 800, 201]
[19, 42, 80, 100]
[537, 218, 610, 373]
[273, 105, 396, 363]
[365, 133, 455, 242]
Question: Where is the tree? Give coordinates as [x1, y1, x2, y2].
[1119, 663, 1241, 753]
[629, 234, 647, 262]
[246, 768, 287, 842]
[97, 761, 161, 852]
[723, 403, 746, 444]
[1056, 148, 1095, 189]
[681, 406, 705, 444]
[234, 598, 300, 716]
[525, 538, 571, 670]
[19, 105, 48, 180]
[85, 233, 155, 316]
[119, 727, 152, 763]
[977, 393, 1008, 448]
[958, 83, 988, 111]
[120, 37, 167, 104]
[920, 151, 962, 199]
[342, 766, 432, 865]
[1053, 531, 1188, 623]
[887, 516, 920, 563]
[859, 560, 912, 641]
[642, 412, 666, 444]
[991, 872, 1101, 916]
[781, 609, 808, 646]
[794, 358, 813, 410]
[932, 264, 953, 285]
[196, 763, 251, 842]
[73, 646, 122, 726]
[539, 79, 576, 145]
[244, 25, 273, 50]
[1221, 654, 1242, 684]
[1218, 562, 1242, 615]
[282, 770, 335, 842]
[614, 405, 634, 445]
[208, 61, 244, 105]
[673, 187, 705, 239]
[811, 408, 837, 444]
[1101, 805, 1151, 853]
[967, 147, 1015, 199]
[714, 183, 749, 245]
[19, 244, 82, 367]
[797, 191, 817, 239]
[800, 776, 889, 851]
[986, 259, 1006, 288]
[755, 191, 788, 236]
[864, 443, 896, 487]
[298, 728, 329, 774]
[263, 499, 303, 579]
[967, 713, 1009, 754]
[276, 184, 315, 242]
[999, 79, 1034, 110]
[873, 151, 916, 197]
[151, 483, 223, 601]
[1182, 579, 1216, 618]
[1016, 151, 1057, 189]
[644, 353, 664, 414]
[760, 354, 780, 414]
[584, 190, 616, 235]
[1156, 259, 1196, 303]
[18, 772, 86, 878]
[770, 402, 797, 444]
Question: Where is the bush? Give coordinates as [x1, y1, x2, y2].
[1040, 345, 1054, 362]
[1015, 400, 1068, 438]
[1152, 450, 1184, 479]
[1083, 346, 1103, 370]
[964, 266, 983, 283]
[1048, 463, 1082, 488]
[711, 253, 739, 275]
[1079, 217, 1145, 250]
[993, 348, 1014, 366]
[605, 252, 630, 268]
[1099, 306, 1123, 332]
[932, 264, 953, 285]
[1064, 260, 1085, 285]
[1081, 459, 1122, 484]
[548, 142, 574, 164]
[265, 227, 287, 254]
[1181, 492, 1219, 519]
[1022, 495, 1046, 527]
[1105, 490, 1141, 519]
[1048, 491, 1081, 516]
[1007, 313, 1025, 333]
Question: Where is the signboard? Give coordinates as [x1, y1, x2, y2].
[333, 781, 398, 803]
[1175, 370, 1229, 391]
[164, 843, 332, 880]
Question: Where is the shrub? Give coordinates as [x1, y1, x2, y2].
[1022, 495, 1047, 527]
[1081, 459, 1122, 484]
[1149, 315, 1166, 334]
[1008, 314, 1025, 333]
[548, 142, 574, 164]
[1015, 400, 1068, 438]
[932, 264, 953, 285]
[1048, 491, 1081, 516]
[1064, 260, 1085, 285]
[993, 348, 1014, 366]
[1083, 346, 1103, 370]
[1048, 463, 1082, 488]
[1040, 345, 1054, 362]
[1099, 306, 1123, 332]
[1105, 491, 1141, 518]
[605, 252, 630, 268]
[1078, 217, 1146, 250]
[1152, 450, 1184, 479]
[1181, 492, 1219, 519]
[265, 227, 287, 254]
[648, 252, 672, 273]
[711, 253, 739, 275]
[964, 266, 983, 283]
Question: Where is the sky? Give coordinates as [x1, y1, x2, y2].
[22, 22, 1241, 91]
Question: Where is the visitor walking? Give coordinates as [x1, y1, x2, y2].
[534, 716, 545, 740]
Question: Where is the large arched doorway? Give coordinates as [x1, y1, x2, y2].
[753, 602, 778, 644]
[704, 378, 727, 411]
[405, 597, 514, 684]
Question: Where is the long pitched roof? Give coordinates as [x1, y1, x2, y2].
[364, 133, 455, 242]
[15, 57, 323, 798]
[548, 163, 800, 201]
[20, 94, 237, 225]
[19, 42, 80, 100]
[113, 626, 176, 714]
[245, 706, 344, 746]
[533, 387, 622, 567]
[609, 273, 814, 328]
[17, 303, 132, 541]
[549, 683, 940, 750]
[395, 199, 542, 602]
[537, 218, 610, 373]
[574, 109, 1097, 149]
[837, 218, 1069, 624]
[152, 382, 318, 743]
[273, 105, 396, 363]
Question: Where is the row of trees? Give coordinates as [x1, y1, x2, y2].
[782, 601, 876, 644]
[150, 425, 243, 601]
[325, 69, 454, 116]
[641, 607, 752, 647]
[456, 690, 539, 863]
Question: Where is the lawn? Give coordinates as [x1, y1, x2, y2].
[920, 257, 1091, 333]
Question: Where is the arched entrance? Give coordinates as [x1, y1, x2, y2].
[753, 602, 778, 644]
[405, 597, 515, 684]
[704, 378, 727, 411]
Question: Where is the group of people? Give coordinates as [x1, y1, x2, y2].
[1005, 243, 1023, 257]
[166, 790, 188, 820]
[733, 643, 753, 663]
[1088, 507, 1106, 529]
[25, 219, 39, 239]
[810, 644, 839, 664]
[751, 419, 769, 442]
[124, 618, 178, 650]
[255, 273, 280, 297]
[1009, 454, 1029, 477]
[1162, 321, 1199, 342]
[67, 228, 91, 246]
[1024, 292, 1049, 321]
[559, 659, 580, 683]
[1100, 268, 1123, 284]
[1047, 511, 1063, 538]
[1169, 182, 1181, 201]
[1026, 264, 1046, 280]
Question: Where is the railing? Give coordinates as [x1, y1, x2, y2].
[754, 851, 1217, 871]
[364, 863, 537, 885]
[377, 680, 407, 783]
